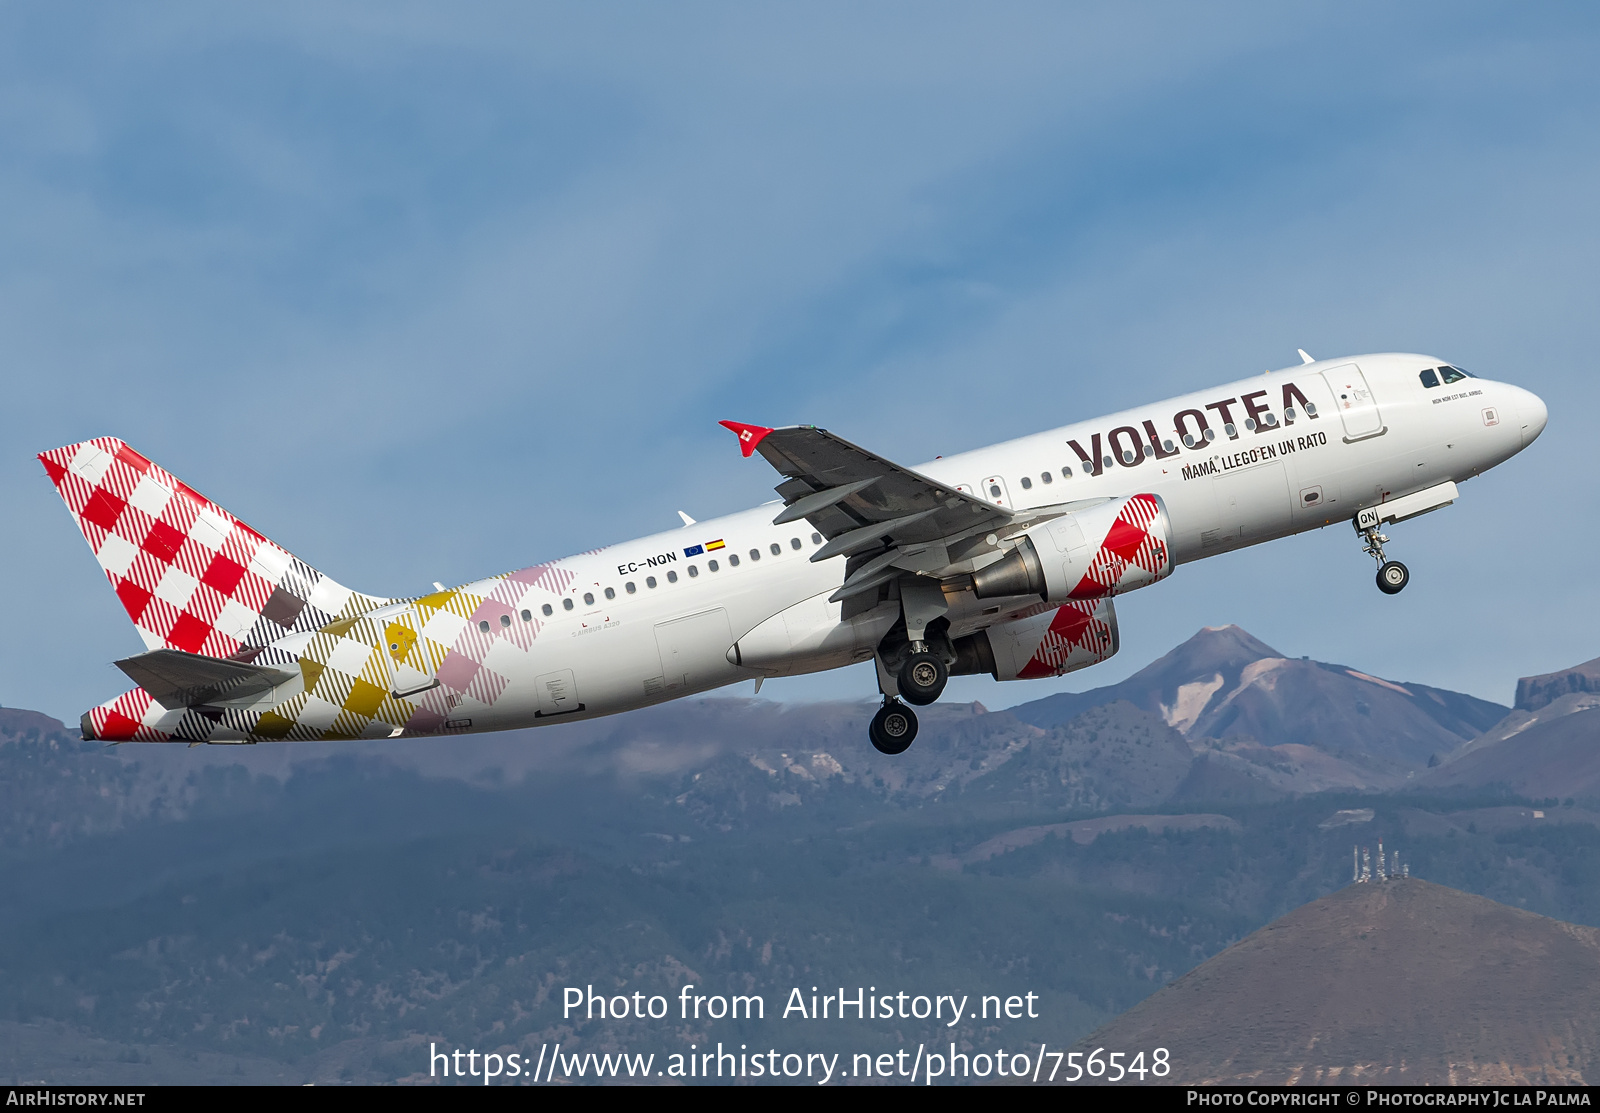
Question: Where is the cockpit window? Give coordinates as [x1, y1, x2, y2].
[1440, 365, 1471, 383]
[1420, 368, 1440, 389]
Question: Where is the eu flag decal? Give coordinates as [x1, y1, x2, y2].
[683, 544, 705, 557]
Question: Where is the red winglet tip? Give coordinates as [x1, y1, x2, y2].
[718, 420, 774, 458]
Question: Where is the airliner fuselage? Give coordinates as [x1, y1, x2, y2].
[44, 352, 1545, 753]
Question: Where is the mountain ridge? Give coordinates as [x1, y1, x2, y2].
[1070, 878, 1600, 1084]
[1008, 625, 1508, 784]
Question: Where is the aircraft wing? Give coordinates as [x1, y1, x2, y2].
[720, 422, 1012, 604]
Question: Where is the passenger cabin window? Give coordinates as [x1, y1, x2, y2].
[478, 620, 491, 633]
[729, 554, 740, 567]
[667, 570, 678, 583]
[790, 537, 801, 550]
[520, 609, 532, 622]
[749, 549, 760, 561]
[583, 592, 594, 605]
[1420, 368, 1440, 388]
[708, 559, 719, 571]
[625, 581, 636, 593]
[769, 543, 781, 556]
[1061, 466, 1073, 478]
[687, 565, 698, 578]
[542, 603, 553, 616]
[1020, 476, 1032, 490]
[1040, 471, 1052, 484]
[563, 598, 574, 611]
[499, 614, 511, 628]
[812, 532, 822, 544]
[604, 587, 615, 600]
[647, 576, 657, 588]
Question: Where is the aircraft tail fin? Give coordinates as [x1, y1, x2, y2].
[38, 437, 390, 660]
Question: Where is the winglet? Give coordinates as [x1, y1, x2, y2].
[719, 420, 774, 458]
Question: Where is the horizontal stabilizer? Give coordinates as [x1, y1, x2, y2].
[115, 648, 297, 711]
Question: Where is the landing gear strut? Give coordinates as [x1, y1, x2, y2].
[869, 699, 918, 755]
[1357, 512, 1409, 595]
[864, 575, 952, 754]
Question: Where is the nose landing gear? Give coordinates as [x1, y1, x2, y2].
[1376, 559, 1410, 594]
[1356, 509, 1410, 595]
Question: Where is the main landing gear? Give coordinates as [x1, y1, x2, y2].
[867, 645, 939, 756]
[867, 576, 954, 754]
[898, 651, 949, 706]
[869, 699, 918, 755]
[866, 650, 942, 755]
[1356, 511, 1410, 595]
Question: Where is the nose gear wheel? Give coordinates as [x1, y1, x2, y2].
[1357, 518, 1410, 595]
[1377, 560, 1409, 594]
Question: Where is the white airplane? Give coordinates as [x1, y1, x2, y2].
[43, 351, 1544, 755]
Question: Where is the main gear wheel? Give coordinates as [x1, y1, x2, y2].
[869, 700, 918, 755]
[898, 651, 948, 706]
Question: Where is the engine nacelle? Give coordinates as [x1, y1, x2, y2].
[954, 595, 1119, 681]
[971, 493, 1173, 603]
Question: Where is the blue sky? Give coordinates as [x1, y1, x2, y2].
[5, 3, 1599, 721]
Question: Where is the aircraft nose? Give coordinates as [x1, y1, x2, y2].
[1515, 386, 1548, 448]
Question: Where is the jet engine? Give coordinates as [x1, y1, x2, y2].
[971, 493, 1173, 603]
[952, 595, 1119, 681]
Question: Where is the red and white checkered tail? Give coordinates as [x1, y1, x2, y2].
[39, 437, 390, 661]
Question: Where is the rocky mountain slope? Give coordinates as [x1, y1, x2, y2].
[1011, 626, 1507, 789]
[1424, 655, 1600, 799]
[1516, 656, 1600, 713]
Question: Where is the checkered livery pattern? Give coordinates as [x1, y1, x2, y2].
[29, 437, 564, 743]
[1015, 597, 1118, 680]
[1068, 493, 1172, 600]
[40, 438, 391, 657]
[379, 563, 575, 737]
[79, 548, 579, 745]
